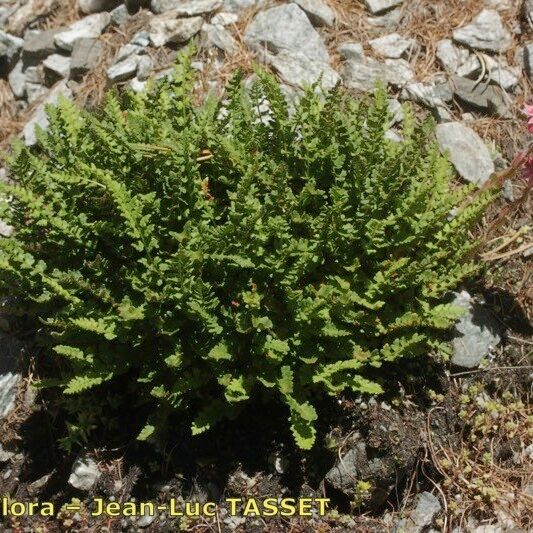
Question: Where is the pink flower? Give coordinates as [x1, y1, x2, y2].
[525, 105, 533, 133]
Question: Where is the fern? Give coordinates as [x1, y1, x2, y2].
[0, 48, 500, 450]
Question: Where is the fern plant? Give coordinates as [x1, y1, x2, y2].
[0, 49, 498, 449]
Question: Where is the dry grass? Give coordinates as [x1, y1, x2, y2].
[39, 0, 80, 31]
[428, 382, 533, 531]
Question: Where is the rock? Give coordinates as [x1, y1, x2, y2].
[55, 12, 111, 52]
[68, 456, 101, 491]
[369, 33, 416, 59]
[364, 0, 402, 15]
[149, 14, 204, 47]
[0, 444, 15, 463]
[137, 509, 157, 528]
[8, 60, 26, 98]
[385, 58, 414, 86]
[269, 50, 339, 89]
[70, 38, 104, 80]
[452, 9, 512, 53]
[436, 122, 495, 187]
[107, 55, 139, 82]
[129, 77, 147, 92]
[436, 39, 469, 73]
[522, 43, 533, 79]
[223, 0, 266, 12]
[367, 6, 402, 29]
[338, 42, 364, 60]
[525, 0, 533, 28]
[343, 56, 413, 91]
[43, 54, 71, 83]
[131, 31, 151, 47]
[401, 79, 452, 109]
[451, 75, 510, 116]
[0, 373, 19, 418]
[395, 492, 441, 533]
[294, 0, 335, 27]
[26, 83, 48, 104]
[23, 29, 63, 61]
[388, 98, 403, 125]
[325, 441, 411, 510]
[7, 0, 60, 36]
[151, 0, 222, 15]
[78, 0, 120, 14]
[244, 4, 335, 88]
[449, 291, 501, 369]
[0, 31, 24, 75]
[110, 4, 131, 25]
[211, 12, 239, 26]
[201, 23, 238, 55]
[115, 43, 145, 63]
[488, 63, 519, 91]
[456, 54, 482, 78]
[245, 4, 330, 64]
[136, 55, 153, 80]
[23, 80, 72, 146]
[0, 333, 23, 420]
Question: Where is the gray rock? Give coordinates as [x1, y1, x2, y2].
[43, 54, 71, 82]
[70, 38, 104, 79]
[23, 80, 72, 146]
[395, 492, 441, 533]
[223, 0, 266, 12]
[78, 0, 120, 14]
[343, 56, 413, 91]
[130, 31, 151, 47]
[0, 333, 23, 419]
[488, 63, 519, 91]
[449, 291, 501, 369]
[0, 373, 19, 418]
[0, 444, 15, 463]
[367, 6, 402, 29]
[453, 9, 511, 53]
[524, 0, 533, 28]
[269, 50, 339, 89]
[137, 508, 157, 528]
[115, 43, 145, 63]
[520, 43, 532, 79]
[244, 3, 335, 88]
[369, 33, 416, 59]
[136, 55, 153, 80]
[338, 42, 364, 60]
[0, 30, 24, 74]
[6, 0, 59, 36]
[68, 456, 101, 491]
[294, 0, 335, 27]
[201, 23, 238, 55]
[451, 75, 510, 116]
[401, 79, 452, 109]
[325, 441, 412, 510]
[211, 12, 239, 26]
[388, 98, 403, 125]
[23, 29, 63, 61]
[26, 82, 48, 104]
[456, 54, 482, 78]
[149, 14, 204, 47]
[110, 4, 131, 25]
[8, 60, 26, 98]
[55, 12, 111, 52]
[23, 65, 41, 84]
[245, 4, 330, 64]
[364, 0, 402, 15]
[107, 55, 139, 82]
[436, 122, 495, 187]
[436, 39, 469, 73]
[151, 0, 222, 15]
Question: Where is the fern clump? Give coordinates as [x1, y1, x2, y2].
[0, 51, 497, 449]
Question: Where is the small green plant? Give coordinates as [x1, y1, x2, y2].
[0, 49, 498, 449]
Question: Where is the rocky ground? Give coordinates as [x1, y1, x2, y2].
[0, 0, 532, 532]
